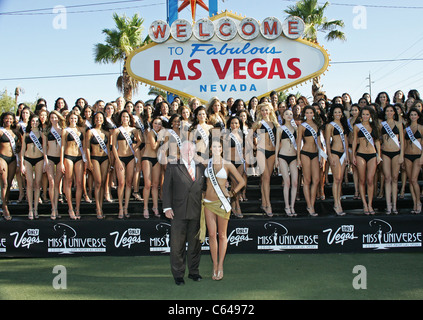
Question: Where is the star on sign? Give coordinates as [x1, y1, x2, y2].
[178, 0, 209, 22]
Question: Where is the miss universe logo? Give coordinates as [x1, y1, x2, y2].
[257, 222, 318, 251]
[47, 223, 106, 254]
[362, 219, 422, 250]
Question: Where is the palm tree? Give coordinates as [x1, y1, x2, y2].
[284, 0, 346, 99]
[94, 13, 150, 101]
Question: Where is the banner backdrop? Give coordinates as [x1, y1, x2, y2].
[0, 215, 422, 258]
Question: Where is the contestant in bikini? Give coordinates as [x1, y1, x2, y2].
[86, 111, 111, 219]
[20, 114, 45, 220]
[347, 104, 360, 200]
[252, 102, 279, 217]
[188, 106, 213, 162]
[325, 104, 350, 216]
[224, 116, 246, 218]
[352, 106, 381, 215]
[104, 102, 117, 203]
[0, 112, 20, 220]
[275, 109, 298, 217]
[142, 117, 163, 218]
[380, 105, 404, 214]
[162, 114, 183, 165]
[16, 106, 31, 203]
[60, 111, 86, 220]
[403, 107, 423, 214]
[112, 110, 141, 219]
[199, 138, 245, 280]
[43, 110, 66, 219]
[297, 105, 325, 216]
[132, 101, 146, 201]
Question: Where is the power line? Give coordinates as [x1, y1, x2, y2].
[0, 0, 145, 15]
[331, 58, 423, 64]
[282, 0, 423, 9]
[0, 72, 120, 81]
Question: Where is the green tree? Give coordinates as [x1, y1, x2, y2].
[284, 0, 346, 99]
[94, 13, 150, 101]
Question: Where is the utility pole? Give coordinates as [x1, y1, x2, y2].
[366, 72, 374, 101]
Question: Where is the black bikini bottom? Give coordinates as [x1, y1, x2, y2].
[142, 156, 158, 167]
[300, 150, 318, 160]
[0, 154, 16, 165]
[24, 156, 44, 167]
[119, 155, 135, 167]
[47, 155, 60, 165]
[258, 148, 275, 160]
[92, 155, 109, 166]
[278, 154, 297, 165]
[356, 152, 376, 162]
[404, 154, 421, 162]
[382, 150, 400, 159]
[64, 154, 83, 163]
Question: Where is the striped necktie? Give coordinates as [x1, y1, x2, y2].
[187, 164, 195, 181]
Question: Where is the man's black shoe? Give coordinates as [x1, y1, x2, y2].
[174, 277, 185, 285]
[188, 274, 202, 282]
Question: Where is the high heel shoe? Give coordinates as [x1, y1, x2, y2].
[333, 206, 346, 216]
[68, 209, 77, 220]
[2, 206, 12, 221]
[290, 206, 297, 217]
[124, 207, 130, 218]
[284, 207, 293, 217]
[152, 207, 160, 217]
[28, 209, 34, 220]
[51, 209, 57, 220]
[307, 207, 318, 217]
[75, 209, 81, 220]
[233, 207, 243, 218]
[143, 209, 150, 219]
[96, 209, 104, 220]
[261, 205, 273, 217]
[33, 209, 39, 219]
[118, 208, 124, 219]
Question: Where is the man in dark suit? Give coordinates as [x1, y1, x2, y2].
[162, 141, 205, 285]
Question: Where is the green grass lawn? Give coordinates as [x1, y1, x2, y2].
[1, 253, 422, 300]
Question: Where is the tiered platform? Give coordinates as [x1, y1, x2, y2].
[1, 175, 422, 257]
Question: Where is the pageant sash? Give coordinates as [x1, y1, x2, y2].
[66, 128, 87, 162]
[356, 123, 374, 147]
[50, 126, 61, 147]
[91, 129, 108, 155]
[381, 121, 400, 148]
[281, 125, 297, 150]
[168, 129, 182, 149]
[207, 158, 232, 213]
[406, 126, 422, 150]
[330, 121, 346, 165]
[261, 120, 275, 146]
[0, 128, 16, 155]
[118, 126, 137, 163]
[197, 125, 209, 147]
[229, 131, 246, 171]
[29, 131, 43, 153]
[301, 123, 327, 160]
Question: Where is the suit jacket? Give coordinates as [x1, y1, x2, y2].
[162, 162, 205, 220]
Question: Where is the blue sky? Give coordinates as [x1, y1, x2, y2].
[1, 0, 422, 109]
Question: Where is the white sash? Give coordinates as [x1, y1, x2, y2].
[50, 127, 61, 147]
[277, 114, 283, 126]
[207, 158, 231, 212]
[229, 131, 246, 171]
[281, 125, 297, 150]
[197, 125, 209, 147]
[406, 126, 422, 150]
[85, 119, 92, 129]
[0, 128, 16, 155]
[118, 126, 137, 163]
[301, 123, 327, 160]
[261, 120, 275, 146]
[347, 118, 353, 132]
[330, 121, 346, 165]
[66, 128, 87, 162]
[29, 131, 43, 153]
[381, 121, 400, 148]
[18, 121, 26, 133]
[91, 129, 108, 155]
[106, 118, 116, 129]
[291, 119, 297, 128]
[133, 115, 145, 133]
[356, 123, 374, 147]
[168, 129, 182, 149]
